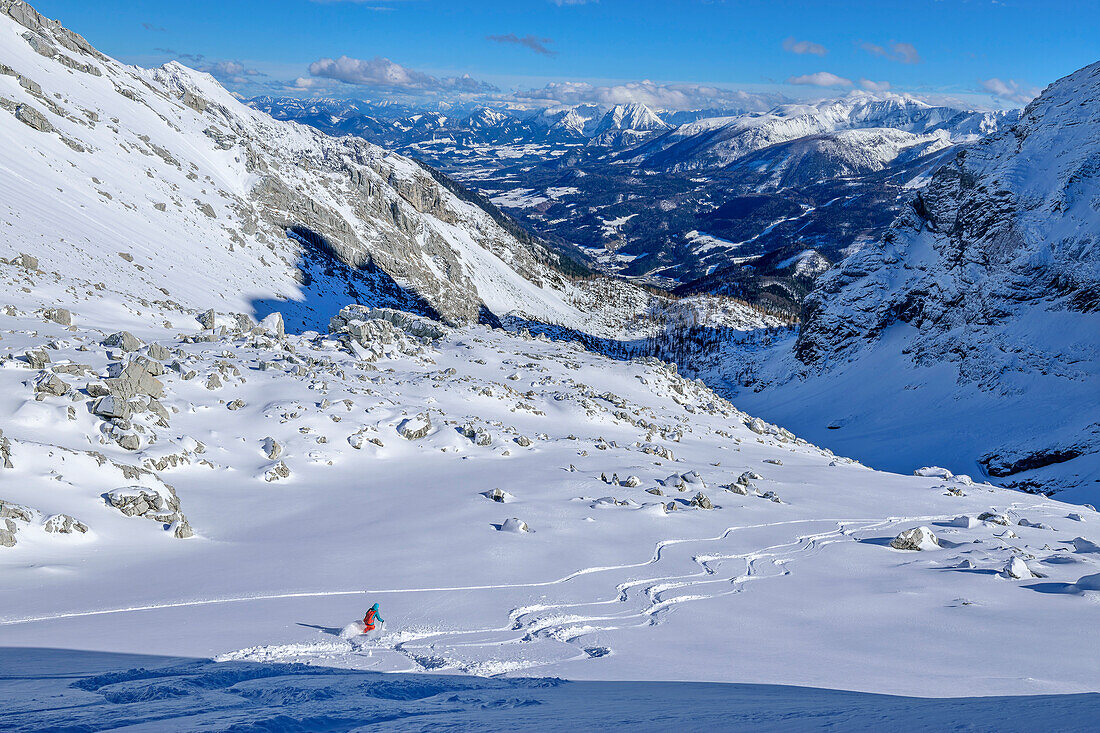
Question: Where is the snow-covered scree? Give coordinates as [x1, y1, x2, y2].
[2, 271, 1099, 699]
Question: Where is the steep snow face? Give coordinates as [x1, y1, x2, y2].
[593, 103, 671, 134]
[0, 0, 637, 332]
[634, 94, 1017, 172]
[749, 62, 1100, 499]
[588, 103, 672, 147]
[731, 128, 954, 189]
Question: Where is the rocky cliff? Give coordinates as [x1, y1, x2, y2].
[0, 0, 643, 334]
[782, 61, 1100, 497]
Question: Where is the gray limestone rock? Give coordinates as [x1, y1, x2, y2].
[34, 371, 68, 396]
[0, 499, 35, 523]
[889, 526, 939, 551]
[14, 102, 52, 132]
[262, 437, 283, 460]
[43, 513, 88, 534]
[104, 359, 165, 400]
[690, 492, 713, 510]
[0, 430, 13, 468]
[43, 307, 71, 326]
[264, 461, 291, 482]
[461, 423, 492, 446]
[0, 518, 16, 548]
[92, 395, 130, 420]
[23, 348, 49, 369]
[102, 331, 142, 352]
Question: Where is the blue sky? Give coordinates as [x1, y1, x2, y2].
[32, 0, 1097, 109]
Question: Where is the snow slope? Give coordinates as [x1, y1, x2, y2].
[2, 2, 1099, 728]
[2, 257, 1099, 702]
[733, 61, 1100, 502]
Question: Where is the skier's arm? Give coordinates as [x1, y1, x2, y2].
[377, 612, 384, 623]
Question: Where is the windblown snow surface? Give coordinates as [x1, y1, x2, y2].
[1, 2, 1099, 730]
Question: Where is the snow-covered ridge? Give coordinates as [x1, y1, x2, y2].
[631, 93, 1017, 172]
[0, 0, 669, 336]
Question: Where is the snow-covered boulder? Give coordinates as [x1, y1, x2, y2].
[915, 467, 953, 479]
[262, 437, 283, 460]
[690, 492, 713, 510]
[104, 486, 191, 537]
[33, 371, 68, 396]
[949, 515, 978, 529]
[889, 526, 939, 551]
[978, 512, 1010, 526]
[397, 413, 432, 440]
[264, 461, 291, 482]
[1071, 537, 1100, 554]
[460, 423, 492, 446]
[499, 517, 531, 533]
[1002, 557, 1034, 579]
[23, 348, 49, 369]
[482, 489, 512, 503]
[1, 499, 37, 523]
[258, 312, 285, 338]
[41, 307, 72, 326]
[1074, 572, 1100, 592]
[103, 358, 166, 400]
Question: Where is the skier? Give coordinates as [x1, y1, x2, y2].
[362, 603, 384, 636]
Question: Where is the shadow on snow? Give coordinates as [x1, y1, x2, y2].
[3, 647, 1099, 732]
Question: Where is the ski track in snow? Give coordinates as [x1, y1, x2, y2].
[1, 513, 977, 676]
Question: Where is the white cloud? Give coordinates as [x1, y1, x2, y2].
[551, 0, 596, 5]
[979, 77, 1041, 105]
[787, 72, 853, 88]
[782, 37, 827, 56]
[858, 78, 891, 92]
[514, 80, 781, 111]
[308, 55, 497, 93]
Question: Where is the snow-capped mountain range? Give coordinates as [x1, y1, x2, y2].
[255, 90, 1020, 306]
[628, 94, 1014, 172]
[2, 1, 1099, 726]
